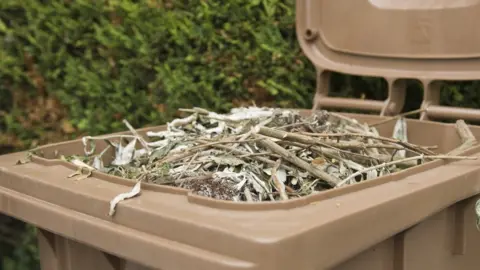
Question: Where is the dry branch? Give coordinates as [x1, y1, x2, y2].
[256, 135, 340, 186]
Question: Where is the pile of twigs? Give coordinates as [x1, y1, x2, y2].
[66, 107, 476, 203]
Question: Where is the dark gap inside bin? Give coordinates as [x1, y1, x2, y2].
[439, 80, 480, 125]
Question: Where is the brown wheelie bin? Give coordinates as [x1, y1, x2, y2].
[2, 1, 480, 269]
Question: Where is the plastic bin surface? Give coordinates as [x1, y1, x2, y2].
[297, 0, 480, 122]
[1, 112, 480, 270]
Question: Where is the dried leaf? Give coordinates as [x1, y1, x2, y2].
[15, 152, 33, 165]
[68, 167, 93, 181]
[311, 157, 325, 166]
[109, 180, 142, 216]
[70, 158, 95, 171]
[82, 136, 96, 156]
[291, 178, 299, 185]
[110, 138, 137, 166]
[366, 169, 378, 180]
[276, 168, 287, 183]
[149, 141, 176, 162]
[206, 122, 226, 134]
[147, 139, 168, 148]
[92, 156, 103, 170]
[234, 178, 248, 190]
[134, 148, 148, 159]
[168, 114, 197, 131]
[209, 107, 274, 122]
[339, 161, 348, 176]
[392, 117, 408, 159]
[211, 155, 245, 166]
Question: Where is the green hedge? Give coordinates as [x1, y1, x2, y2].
[1, 0, 480, 269]
[1, 0, 319, 151]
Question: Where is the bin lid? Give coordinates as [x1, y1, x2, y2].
[296, 0, 480, 79]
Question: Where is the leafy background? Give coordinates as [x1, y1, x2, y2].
[1, 0, 479, 269]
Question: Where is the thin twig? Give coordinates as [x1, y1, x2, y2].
[258, 126, 425, 153]
[368, 108, 426, 127]
[424, 155, 477, 161]
[300, 132, 438, 150]
[271, 159, 288, 200]
[178, 107, 210, 115]
[255, 135, 341, 186]
[277, 140, 382, 165]
[239, 152, 281, 158]
[122, 119, 152, 153]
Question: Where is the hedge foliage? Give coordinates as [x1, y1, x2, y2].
[1, 0, 480, 269]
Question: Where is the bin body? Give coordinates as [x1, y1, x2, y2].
[2, 113, 480, 270]
[33, 194, 480, 270]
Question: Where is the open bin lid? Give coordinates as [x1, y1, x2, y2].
[296, 0, 480, 80]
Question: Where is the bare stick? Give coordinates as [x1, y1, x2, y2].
[239, 152, 281, 158]
[178, 107, 209, 115]
[256, 126, 342, 151]
[368, 108, 426, 127]
[83, 134, 137, 141]
[271, 159, 288, 200]
[448, 120, 478, 156]
[255, 135, 341, 186]
[326, 140, 406, 150]
[257, 126, 413, 152]
[424, 155, 477, 161]
[277, 140, 382, 165]
[300, 132, 438, 150]
[194, 138, 262, 150]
